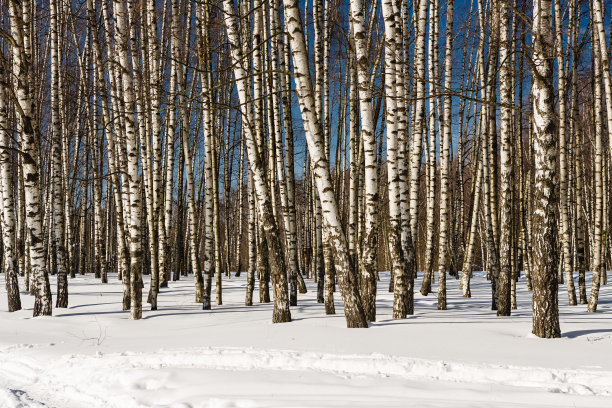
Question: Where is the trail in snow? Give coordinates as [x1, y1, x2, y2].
[0, 271, 611, 407]
[1, 346, 612, 408]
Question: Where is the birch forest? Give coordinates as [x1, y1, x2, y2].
[0, 0, 611, 341]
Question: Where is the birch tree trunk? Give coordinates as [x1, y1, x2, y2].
[0, 85, 21, 312]
[280, 26, 306, 299]
[246, 175, 256, 306]
[144, 0, 163, 309]
[497, 0, 513, 316]
[234, 138, 245, 278]
[9, 0, 52, 317]
[422, 0, 438, 296]
[112, 0, 144, 320]
[556, 0, 577, 306]
[380, 0, 414, 318]
[437, 0, 455, 310]
[459, 121, 484, 296]
[349, 0, 378, 322]
[409, 0, 429, 252]
[531, 0, 561, 338]
[212, 128, 222, 305]
[571, 0, 587, 304]
[165, 0, 181, 286]
[50, 0, 68, 307]
[587, 17, 605, 313]
[223, 0, 291, 323]
[91, 0, 131, 308]
[283, 0, 367, 327]
[195, 1, 212, 308]
[481, 0, 501, 310]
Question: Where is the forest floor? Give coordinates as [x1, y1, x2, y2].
[1, 269, 611, 408]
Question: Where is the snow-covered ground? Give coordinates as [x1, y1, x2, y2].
[1, 270, 611, 408]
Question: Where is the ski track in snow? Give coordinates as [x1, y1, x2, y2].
[1, 345, 612, 407]
[1, 271, 611, 407]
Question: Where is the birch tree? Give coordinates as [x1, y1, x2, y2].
[8, 0, 52, 317]
[437, 0, 455, 310]
[349, 0, 379, 321]
[112, 0, 144, 320]
[50, 0, 68, 307]
[283, 0, 367, 327]
[0, 84, 21, 312]
[497, 0, 513, 316]
[223, 0, 292, 323]
[531, 0, 561, 338]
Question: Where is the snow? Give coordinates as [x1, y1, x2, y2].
[1, 271, 611, 407]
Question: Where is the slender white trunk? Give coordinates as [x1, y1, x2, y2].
[437, 0, 455, 310]
[497, 0, 513, 316]
[9, 0, 52, 316]
[588, 16, 605, 313]
[50, 0, 68, 307]
[223, 0, 292, 323]
[422, 0, 438, 296]
[409, 0, 429, 249]
[0, 86, 21, 312]
[349, 0, 379, 321]
[555, 0, 577, 306]
[112, 0, 143, 320]
[283, 0, 367, 327]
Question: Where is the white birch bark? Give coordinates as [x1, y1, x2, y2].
[112, 0, 144, 320]
[349, 0, 378, 321]
[165, 0, 181, 283]
[223, 0, 291, 323]
[91, 0, 131, 308]
[246, 174, 256, 306]
[283, 0, 367, 327]
[280, 26, 307, 298]
[50, 0, 68, 307]
[409, 0, 429, 248]
[497, 0, 513, 316]
[144, 0, 163, 306]
[0, 85, 21, 312]
[8, 0, 52, 316]
[381, 0, 415, 318]
[437, 0, 455, 310]
[587, 18, 605, 313]
[422, 0, 438, 296]
[531, 0, 561, 337]
[555, 0, 577, 306]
